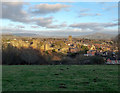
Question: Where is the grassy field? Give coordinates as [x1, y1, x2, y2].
[2, 65, 119, 92]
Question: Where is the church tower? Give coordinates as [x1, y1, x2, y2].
[68, 35, 72, 43]
[44, 42, 49, 51]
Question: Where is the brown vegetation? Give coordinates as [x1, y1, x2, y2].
[2, 44, 105, 65]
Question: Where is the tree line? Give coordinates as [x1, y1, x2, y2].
[2, 44, 106, 65]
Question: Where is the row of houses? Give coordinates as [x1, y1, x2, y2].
[106, 58, 120, 64]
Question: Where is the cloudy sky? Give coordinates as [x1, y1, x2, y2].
[1, 2, 118, 37]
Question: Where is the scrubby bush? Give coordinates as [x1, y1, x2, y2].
[2, 44, 47, 65]
[60, 57, 75, 65]
[90, 56, 105, 64]
[20, 48, 47, 65]
[2, 44, 22, 65]
[2, 44, 105, 65]
[75, 55, 105, 65]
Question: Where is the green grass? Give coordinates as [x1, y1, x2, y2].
[2, 65, 119, 91]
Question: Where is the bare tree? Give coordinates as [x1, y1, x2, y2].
[20, 48, 39, 65]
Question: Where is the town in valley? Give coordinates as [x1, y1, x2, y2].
[2, 34, 120, 65]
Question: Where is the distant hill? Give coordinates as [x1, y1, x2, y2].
[2, 32, 117, 40]
[2, 34, 17, 39]
[12, 33, 66, 38]
[13, 33, 37, 37]
[77, 33, 117, 40]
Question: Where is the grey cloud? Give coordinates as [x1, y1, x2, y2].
[79, 13, 101, 17]
[2, 2, 67, 28]
[70, 22, 117, 28]
[103, 23, 118, 27]
[2, 2, 30, 23]
[31, 26, 40, 28]
[79, 8, 90, 13]
[95, 13, 101, 16]
[78, 8, 101, 17]
[59, 23, 67, 27]
[32, 17, 53, 27]
[2, 2, 55, 28]
[69, 22, 118, 32]
[17, 25, 25, 28]
[31, 4, 71, 14]
[46, 25, 60, 28]
[31, 17, 67, 28]
[98, 2, 106, 5]
[46, 23, 67, 28]
[2, 27, 118, 37]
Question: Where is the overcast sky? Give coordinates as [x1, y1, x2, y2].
[1, 2, 118, 36]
